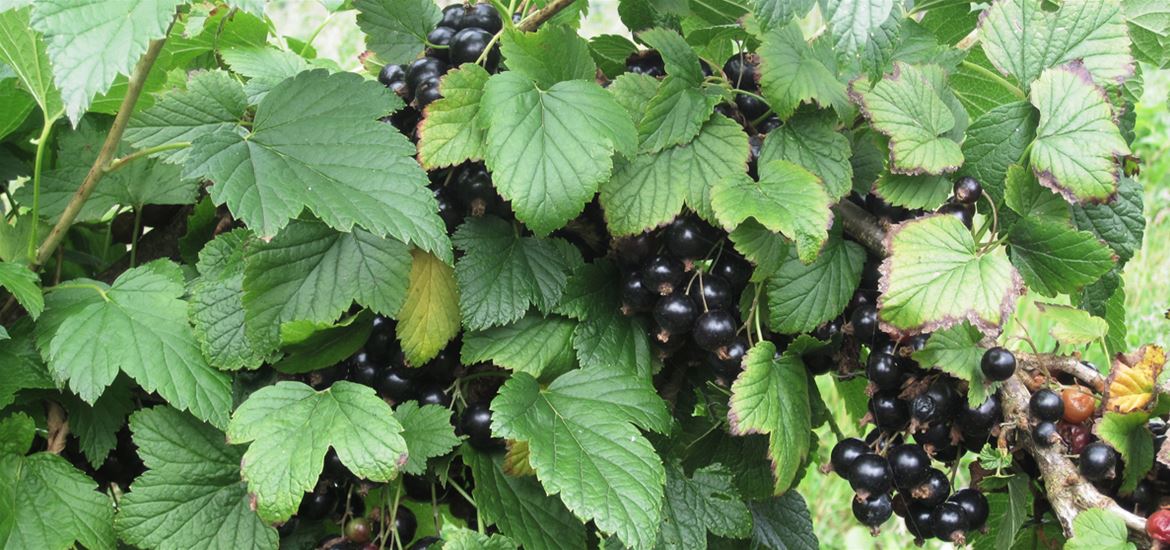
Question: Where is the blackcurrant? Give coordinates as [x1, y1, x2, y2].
[415, 77, 442, 108]
[802, 346, 835, 376]
[980, 346, 1016, 381]
[653, 294, 698, 334]
[434, 187, 462, 232]
[1032, 420, 1059, 447]
[722, 52, 757, 91]
[949, 488, 989, 530]
[452, 164, 500, 217]
[869, 392, 910, 432]
[914, 421, 953, 450]
[888, 444, 931, 490]
[348, 351, 380, 387]
[812, 316, 844, 342]
[848, 453, 892, 500]
[958, 394, 1001, 433]
[323, 448, 350, 480]
[735, 93, 769, 120]
[439, 4, 465, 28]
[426, 26, 456, 60]
[621, 273, 657, 312]
[710, 337, 750, 377]
[642, 255, 686, 295]
[664, 217, 712, 259]
[406, 57, 448, 93]
[936, 201, 974, 229]
[911, 468, 951, 507]
[852, 493, 893, 527]
[298, 483, 338, 521]
[460, 403, 503, 452]
[931, 501, 969, 542]
[710, 253, 751, 293]
[392, 505, 418, 544]
[366, 315, 397, 359]
[851, 305, 880, 344]
[614, 233, 655, 268]
[378, 63, 407, 89]
[866, 352, 902, 390]
[922, 380, 960, 418]
[756, 115, 781, 135]
[692, 310, 737, 351]
[450, 27, 498, 68]
[830, 438, 868, 476]
[417, 385, 451, 408]
[377, 368, 415, 401]
[459, 2, 502, 33]
[345, 517, 372, 543]
[687, 274, 734, 311]
[1079, 442, 1117, 481]
[953, 176, 983, 205]
[1029, 389, 1064, 422]
[905, 504, 935, 540]
[626, 51, 665, 77]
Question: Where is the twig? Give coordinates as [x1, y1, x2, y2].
[834, 200, 887, 256]
[516, 0, 578, 31]
[1016, 352, 1106, 393]
[45, 401, 69, 454]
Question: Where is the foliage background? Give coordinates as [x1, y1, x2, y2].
[270, 1, 1170, 547]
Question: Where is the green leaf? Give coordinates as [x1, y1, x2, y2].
[0, 453, 115, 550]
[711, 160, 833, 264]
[574, 310, 656, 377]
[912, 323, 998, 407]
[272, 316, 374, 375]
[125, 70, 247, 165]
[950, 46, 1026, 120]
[1071, 176, 1145, 266]
[1029, 64, 1130, 203]
[185, 70, 449, 259]
[601, 114, 748, 235]
[417, 63, 490, 169]
[972, 474, 1031, 550]
[453, 217, 576, 331]
[242, 219, 412, 354]
[1034, 303, 1110, 347]
[27, 0, 182, 123]
[219, 47, 313, 104]
[873, 172, 952, 210]
[1081, 271, 1127, 356]
[590, 34, 638, 78]
[60, 380, 134, 468]
[501, 25, 596, 88]
[635, 28, 722, 152]
[728, 220, 791, 282]
[744, 494, 819, 550]
[396, 249, 461, 366]
[656, 462, 752, 548]
[727, 341, 811, 493]
[465, 449, 586, 550]
[491, 365, 671, 549]
[1064, 508, 1135, 550]
[0, 412, 34, 455]
[608, 72, 661, 123]
[0, 260, 42, 319]
[353, 0, 441, 65]
[958, 101, 1039, 203]
[479, 72, 636, 235]
[758, 111, 853, 200]
[1007, 219, 1116, 297]
[0, 7, 62, 117]
[116, 407, 277, 550]
[1125, 0, 1170, 67]
[554, 260, 621, 321]
[226, 381, 408, 522]
[440, 524, 518, 550]
[462, 314, 577, 379]
[753, 0, 815, 32]
[878, 215, 1022, 336]
[0, 77, 34, 140]
[1096, 411, 1154, 495]
[1003, 164, 1068, 223]
[758, 22, 848, 120]
[0, 321, 53, 409]
[393, 401, 460, 476]
[979, 0, 1133, 89]
[817, 0, 895, 58]
[189, 230, 269, 371]
[851, 62, 964, 175]
[45, 263, 232, 428]
[765, 232, 864, 334]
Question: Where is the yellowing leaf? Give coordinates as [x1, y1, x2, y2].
[1106, 345, 1166, 413]
[396, 250, 460, 366]
[503, 440, 536, 477]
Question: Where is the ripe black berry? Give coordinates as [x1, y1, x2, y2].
[848, 453, 892, 500]
[905, 504, 935, 539]
[299, 483, 338, 520]
[621, 273, 656, 312]
[451, 164, 500, 217]
[722, 53, 757, 91]
[664, 217, 712, 259]
[417, 384, 452, 408]
[1032, 420, 1059, 447]
[949, 488, 989, 530]
[869, 392, 910, 432]
[415, 77, 442, 108]
[831, 438, 868, 476]
[735, 93, 769, 120]
[866, 352, 902, 390]
[450, 27, 498, 68]
[426, 26, 456, 60]
[460, 403, 503, 452]
[642, 255, 686, 295]
[434, 187, 462, 232]
[406, 57, 448, 92]
[710, 253, 751, 294]
[958, 394, 1001, 433]
[851, 305, 880, 344]
[378, 63, 407, 91]
[688, 274, 734, 311]
[953, 176, 983, 205]
[914, 421, 952, 449]
[392, 505, 418, 544]
[756, 115, 781, 134]
[812, 316, 844, 342]
[852, 493, 893, 527]
[911, 468, 950, 507]
[626, 51, 665, 77]
[693, 310, 737, 351]
[653, 294, 698, 334]
[348, 351, 380, 387]
[439, 4, 465, 28]
[1029, 389, 1064, 421]
[459, 3, 502, 33]
[931, 501, 969, 543]
[981, 347, 1016, 381]
[710, 337, 750, 376]
[376, 368, 415, 401]
[937, 201, 974, 229]
[1079, 442, 1117, 481]
[888, 444, 931, 490]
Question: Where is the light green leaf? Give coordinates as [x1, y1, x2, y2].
[0, 78, 34, 140]
[851, 62, 964, 175]
[608, 72, 661, 123]
[1071, 176, 1145, 266]
[979, 0, 1133, 88]
[1064, 508, 1135, 550]
[28, 0, 183, 123]
[501, 25, 596, 88]
[46, 263, 232, 427]
[125, 69, 247, 165]
[441, 524, 518, 550]
[727, 341, 811, 493]
[1008, 219, 1116, 297]
[453, 217, 576, 331]
[817, 0, 895, 58]
[466, 449, 587, 550]
[491, 366, 670, 549]
[728, 220, 791, 282]
[878, 215, 1022, 336]
[656, 462, 752, 548]
[0, 453, 115, 550]
[0, 261, 42, 319]
[353, 0, 441, 65]
[393, 401, 460, 476]
[1125, 0, 1170, 68]
[1003, 164, 1068, 223]
[912, 323, 999, 407]
[226, 381, 408, 522]
[765, 233, 864, 334]
[1033, 303, 1110, 347]
[0, 7, 62, 117]
[479, 72, 636, 235]
[0, 412, 34, 455]
[590, 34, 638, 78]
[462, 314, 577, 379]
[116, 407, 277, 550]
[958, 101, 1039, 203]
[1096, 412, 1154, 495]
[711, 160, 833, 263]
[219, 47, 312, 104]
[242, 219, 412, 354]
[417, 63, 490, 169]
[758, 22, 848, 120]
[758, 111, 853, 200]
[601, 114, 748, 235]
[635, 28, 721, 152]
[185, 70, 449, 258]
[396, 249, 461, 367]
[754, 0, 816, 32]
[873, 172, 952, 210]
[950, 46, 1026, 120]
[1029, 64, 1130, 203]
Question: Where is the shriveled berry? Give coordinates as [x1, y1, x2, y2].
[830, 437, 868, 476]
[1059, 421, 1091, 454]
[1061, 387, 1096, 424]
[852, 493, 893, 527]
[1030, 389, 1064, 422]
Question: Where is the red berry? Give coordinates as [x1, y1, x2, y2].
[1061, 388, 1096, 424]
[345, 517, 372, 543]
[1148, 509, 1170, 542]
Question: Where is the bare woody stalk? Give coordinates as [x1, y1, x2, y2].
[516, 0, 578, 31]
[32, 34, 171, 270]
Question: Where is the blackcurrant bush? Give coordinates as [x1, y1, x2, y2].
[664, 217, 712, 259]
[848, 453, 892, 500]
[642, 255, 686, 295]
[870, 392, 910, 432]
[653, 294, 698, 335]
[851, 305, 880, 344]
[393, 505, 418, 544]
[852, 493, 893, 527]
[693, 310, 737, 351]
[958, 394, 1001, 433]
[980, 346, 1016, 381]
[415, 77, 442, 108]
[830, 437, 868, 476]
[1029, 389, 1064, 422]
[378, 63, 407, 89]
[888, 444, 931, 490]
[949, 488, 989, 530]
[911, 468, 951, 507]
[931, 501, 969, 542]
[1032, 420, 1059, 447]
[735, 93, 769, 121]
[450, 27, 498, 68]
[1079, 442, 1117, 481]
[953, 176, 983, 205]
[710, 253, 751, 294]
[722, 52, 757, 91]
[621, 273, 656, 312]
[460, 402, 503, 452]
[866, 352, 902, 390]
[687, 274, 735, 311]
[1061, 387, 1096, 424]
[406, 57, 448, 93]
[936, 201, 974, 229]
[345, 517, 372, 543]
[439, 4, 465, 28]
[459, 2, 502, 33]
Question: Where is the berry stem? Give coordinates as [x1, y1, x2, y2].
[26, 115, 56, 264]
[103, 142, 192, 174]
[129, 206, 143, 268]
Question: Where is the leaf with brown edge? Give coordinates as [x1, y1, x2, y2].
[503, 440, 536, 477]
[1105, 345, 1165, 413]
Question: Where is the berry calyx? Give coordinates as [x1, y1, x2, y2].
[1029, 389, 1065, 422]
[980, 347, 1016, 381]
[1079, 442, 1118, 481]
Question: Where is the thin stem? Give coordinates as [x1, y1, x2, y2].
[104, 142, 191, 174]
[299, 12, 335, 57]
[388, 479, 403, 550]
[129, 207, 143, 268]
[516, 0, 578, 31]
[33, 26, 173, 269]
[960, 60, 1026, 100]
[27, 116, 56, 263]
[51, 281, 111, 302]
